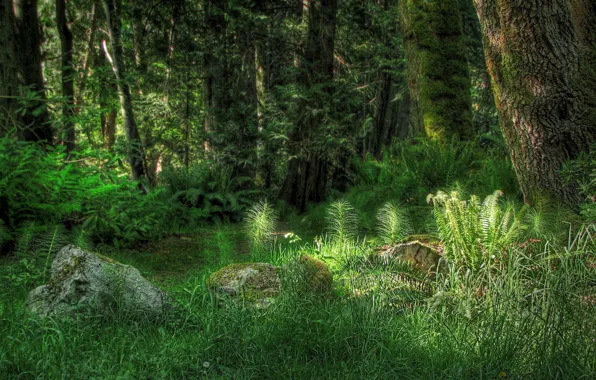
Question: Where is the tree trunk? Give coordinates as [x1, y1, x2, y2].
[103, 0, 146, 180]
[473, 0, 596, 206]
[0, 0, 52, 142]
[202, 0, 230, 156]
[279, 0, 338, 211]
[75, 0, 98, 114]
[96, 44, 116, 150]
[399, 0, 473, 142]
[56, 0, 75, 152]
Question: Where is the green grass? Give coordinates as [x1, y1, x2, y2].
[1, 216, 595, 379]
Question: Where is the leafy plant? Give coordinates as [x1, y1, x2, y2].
[429, 190, 525, 269]
[245, 201, 278, 251]
[326, 199, 358, 243]
[376, 202, 413, 244]
[162, 163, 258, 224]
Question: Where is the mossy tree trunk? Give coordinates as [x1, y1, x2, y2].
[279, 0, 338, 211]
[103, 0, 146, 180]
[399, 0, 473, 142]
[0, 0, 52, 142]
[474, 0, 596, 206]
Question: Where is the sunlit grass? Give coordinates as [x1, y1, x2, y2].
[1, 215, 594, 378]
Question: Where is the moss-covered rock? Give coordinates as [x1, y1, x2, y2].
[370, 238, 445, 274]
[207, 263, 281, 306]
[298, 255, 333, 294]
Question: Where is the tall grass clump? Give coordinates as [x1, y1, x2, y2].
[326, 199, 358, 243]
[376, 202, 413, 244]
[245, 201, 278, 259]
[429, 190, 525, 269]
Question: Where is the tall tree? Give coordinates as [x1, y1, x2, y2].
[0, 0, 52, 142]
[399, 0, 473, 141]
[279, 0, 338, 210]
[103, 0, 146, 180]
[474, 0, 596, 206]
[202, 0, 230, 155]
[56, 0, 76, 152]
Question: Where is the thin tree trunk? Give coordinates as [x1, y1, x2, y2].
[103, 0, 146, 180]
[0, 0, 52, 142]
[75, 0, 98, 113]
[202, 0, 229, 156]
[57, 0, 75, 152]
[473, 0, 596, 206]
[96, 43, 116, 150]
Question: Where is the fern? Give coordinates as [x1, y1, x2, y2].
[376, 202, 413, 244]
[430, 190, 525, 270]
[326, 199, 358, 243]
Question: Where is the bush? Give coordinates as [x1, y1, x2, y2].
[160, 163, 259, 224]
[0, 137, 170, 248]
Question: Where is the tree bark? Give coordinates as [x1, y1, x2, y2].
[56, 0, 75, 152]
[399, 0, 473, 142]
[279, 0, 338, 211]
[74, 0, 98, 114]
[0, 0, 52, 142]
[202, 0, 230, 156]
[103, 0, 146, 180]
[473, 0, 596, 206]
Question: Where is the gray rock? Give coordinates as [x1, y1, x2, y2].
[26, 245, 170, 318]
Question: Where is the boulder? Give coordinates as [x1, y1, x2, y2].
[370, 237, 445, 273]
[206, 263, 281, 307]
[26, 245, 171, 318]
[296, 255, 333, 294]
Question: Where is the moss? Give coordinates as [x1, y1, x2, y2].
[399, 234, 441, 247]
[400, 0, 473, 142]
[46, 253, 87, 291]
[299, 255, 333, 294]
[207, 263, 281, 302]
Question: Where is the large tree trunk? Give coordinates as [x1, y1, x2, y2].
[0, 0, 52, 142]
[103, 0, 146, 180]
[474, 0, 596, 206]
[56, 0, 75, 152]
[399, 0, 473, 142]
[279, 0, 338, 211]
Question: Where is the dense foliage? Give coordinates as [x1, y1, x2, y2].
[0, 0, 594, 378]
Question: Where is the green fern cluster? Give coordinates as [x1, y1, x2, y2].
[326, 200, 358, 243]
[245, 201, 278, 250]
[161, 164, 258, 224]
[376, 202, 414, 244]
[429, 190, 525, 269]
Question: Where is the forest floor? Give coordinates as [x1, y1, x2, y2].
[1, 219, 595, 379]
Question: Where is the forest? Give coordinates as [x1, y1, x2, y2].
[0, 0, 595, 378]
